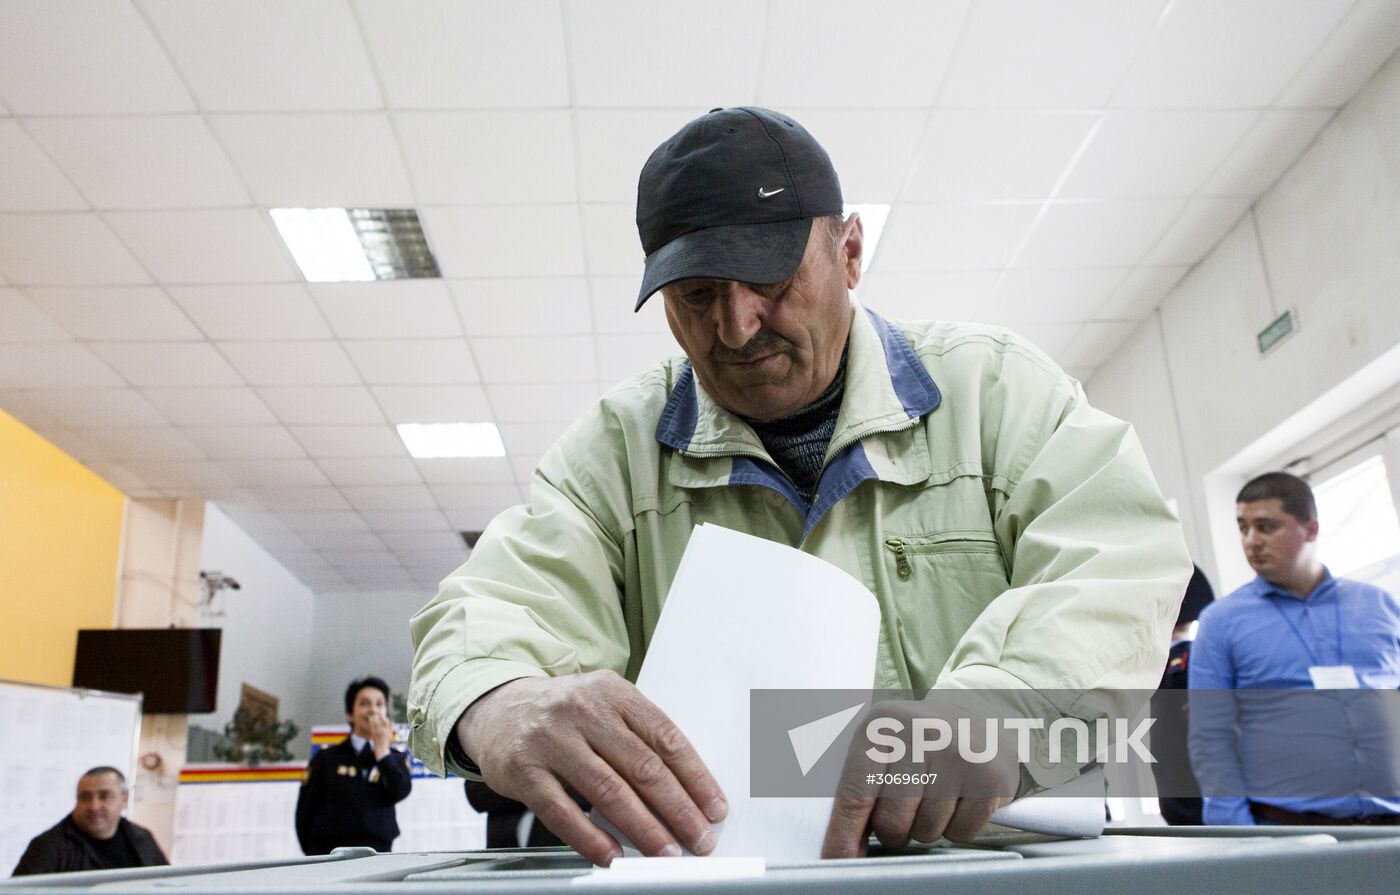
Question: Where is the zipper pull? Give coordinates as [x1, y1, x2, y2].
[885, 538, 911, 580]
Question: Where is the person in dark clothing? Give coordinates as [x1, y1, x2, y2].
[12, 766, 168, 876]
[295, 677, 413, 855]
[1151, 565, 1216, 825]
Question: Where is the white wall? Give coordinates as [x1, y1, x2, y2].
[306, 589, 426, 728]
[1087, 48, 1400, 592]
[193, 502, 316, 756]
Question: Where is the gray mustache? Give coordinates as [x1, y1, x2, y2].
[712, 332, 789, 364]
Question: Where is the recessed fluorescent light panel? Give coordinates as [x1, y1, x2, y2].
[271, 208, 441, 283]
[845, 204, 890, 273]
[396, 423, 505, 459]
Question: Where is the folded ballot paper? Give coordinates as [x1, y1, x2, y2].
[591, 523, 1102, 870]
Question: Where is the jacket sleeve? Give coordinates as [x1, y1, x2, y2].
[294, 755, 322, 854]
[377, 750, 413, 804]
[10, 833, 60, 877]
[933, 369, 1193, 789]
[407, 410, 633, 778]
[1187, 605, 1254, 825]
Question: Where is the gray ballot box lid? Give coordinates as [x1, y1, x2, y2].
[4, 829, 1400, 895]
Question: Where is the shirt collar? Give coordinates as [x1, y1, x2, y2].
[1253, 567, 1336, 602]
[350, 733, 369, 753]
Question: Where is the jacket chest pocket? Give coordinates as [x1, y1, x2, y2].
[883, 531, 1007, 583]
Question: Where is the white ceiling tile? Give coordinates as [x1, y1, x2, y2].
[452, 278, 592, 337]
[854, 272, 1000, 322]
[106, 210, 296, 284]
[258, 386, 386, 425]
[26, 426, 104, 462]
[876, 204, 1040, 271]
[1061, 321, 1140, 368]
[397, 111, 576, 204]
[904, 112, 1098, 202]
[297, 529, 388, 552]
[498, 421, 570, 455]
[415, 457, 516, 485]
[28, 116, 249, 209]
[90, 342, 242, 387]
[979, 269, 1128, 324]
[290, 425, 408, 458]
[26, 287, 203, 340]
[318, 457, 423, 487]
[471, 336, 596, 384]
[344, 339, 478, 385]
[1059, 111, 1257, 200]
[371, 384, 491, 423]
[1276, 0, 1400, 108]
[1112, 0, 1351, 108]
[293, 570, 350, 590]
[358, 509, 451, 532]
[431, 483, 524, 511]
[444, 503, 520, 533]
[311, 279, 460, 339]
[1142, 198, 1251, 267]
[143, 0, 382, 111]
[511, 454, 543, 483]
[1002, 321, 1083, 359]
[247, 486, 351, 511]
[355, 0, 569, 108]
[342, 483, 438, 511]
[121, 459, 238, 493]
[220, 459, 329, 488]
[783, 110, 928, 203]
[1093, 266, 1187, 321]
[596, 333, 680, 385]
[276, 511, 369, 533]
[760, 0, 968, 107]
[1201, 110, 1334, 197]
[0, 122, 87, 210]
[389, 537, 468, 559]
[211, 113, 414, 207]
[215, 504, 297, 536]
[218, 341, 362, 386]
[580, 204, 643, 277]
[170, 285, 332, 341]
[86, 426, 205, 460]
[486, 383, 603, 423]
[0, 214, 149, 286]
[0, 288, 69, 340]
[567, 0, 765, 107]
[183, 426, 306, 460]
[0, 0, 194, 114]
[142, 387, 277, 426]
[575, 109, 699, 203]
[420, 206, 585, 278]
[316, 549, 399, 570]
[938, 0, 1164, 107]
[1015, 200, 1183, 269]
[0, 387, 168, 429]
[0, 343, 123, 388]
[590, 278, 671, 335]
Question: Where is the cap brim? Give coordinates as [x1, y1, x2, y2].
[635, 217, 812, 311]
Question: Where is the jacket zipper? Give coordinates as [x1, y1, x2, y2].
[885, 538, 912, 580]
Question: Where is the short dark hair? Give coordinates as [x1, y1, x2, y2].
[1236, 471, 1316, 524]
[81, 767, 126, 789]
[344, 676, 390, 715]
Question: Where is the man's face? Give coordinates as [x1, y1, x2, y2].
[347, 686, 387, 738]
[1237, 498, 1317, 581]
[71, 772, 126, 840]
[661, 216, 863, 422]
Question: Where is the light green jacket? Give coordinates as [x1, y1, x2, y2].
[408, 305, 1192, 787]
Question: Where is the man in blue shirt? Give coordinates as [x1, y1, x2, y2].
[1188, 471, 1400, 825]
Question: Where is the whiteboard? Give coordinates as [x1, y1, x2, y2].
[0, 679, 141, 875]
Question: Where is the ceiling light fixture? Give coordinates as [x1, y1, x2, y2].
[396, 422, 505, 459]
[271, 208, 440, 283]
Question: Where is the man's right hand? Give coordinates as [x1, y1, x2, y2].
[454, 670, 727, 866]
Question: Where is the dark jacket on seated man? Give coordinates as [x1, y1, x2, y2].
[12, 815, 168, 876]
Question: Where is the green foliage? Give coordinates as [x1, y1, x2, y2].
[212, 705, 299, 766]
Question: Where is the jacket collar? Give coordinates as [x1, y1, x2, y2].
[656, 303, 940, 489]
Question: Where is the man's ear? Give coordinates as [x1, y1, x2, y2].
[1304, 519, 1320, 542]
[843, 214, 864, 291]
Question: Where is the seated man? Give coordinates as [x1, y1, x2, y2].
[295, 676, 413, 854]
[11, 767, 167, 876]
[408, 106, 1192, 864]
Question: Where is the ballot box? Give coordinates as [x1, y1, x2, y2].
[3, 827, 1399, 894]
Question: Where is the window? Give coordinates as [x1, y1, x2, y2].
[1313, 451, 1400, 581]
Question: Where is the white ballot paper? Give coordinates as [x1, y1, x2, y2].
[597, 523, 881, 864]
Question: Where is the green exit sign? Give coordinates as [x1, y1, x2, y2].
[1257, 309, 1296, 355]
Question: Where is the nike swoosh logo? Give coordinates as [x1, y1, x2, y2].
[757, 187, 786, 198]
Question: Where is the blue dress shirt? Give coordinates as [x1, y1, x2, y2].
[1188, 570, 1400, 824]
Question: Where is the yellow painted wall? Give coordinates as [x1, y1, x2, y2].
[0, 407, 126, 686]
